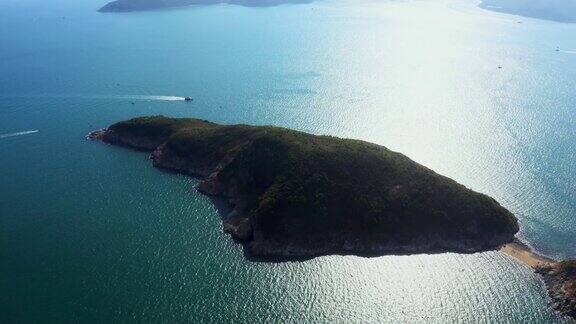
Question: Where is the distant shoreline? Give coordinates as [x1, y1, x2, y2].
[478, 0, 576, 24]
[98, 0, 315, 12]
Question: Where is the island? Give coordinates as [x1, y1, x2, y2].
[89, 116, 519, 258]
[99, 0, 314, 12]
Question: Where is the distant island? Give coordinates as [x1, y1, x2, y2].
[89, 116, 519, 258]
[479, 0, 576, 23]
[99, 0, 314, 12]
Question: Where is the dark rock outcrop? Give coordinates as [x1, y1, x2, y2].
[89, 116, 519, 259]
[536, 260, 576, 320]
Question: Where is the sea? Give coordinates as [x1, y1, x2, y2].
[1, 0, 576, 322]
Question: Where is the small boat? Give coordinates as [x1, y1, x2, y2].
[184, 97, 193, 102]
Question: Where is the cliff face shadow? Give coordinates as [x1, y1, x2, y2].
[205, 194, 232, 220]
[202, 193, 316, 263]
[204, 191, 503, 264]
[242, 252, 316, 263]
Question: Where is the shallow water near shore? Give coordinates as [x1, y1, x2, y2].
[1, 0, 576, 322]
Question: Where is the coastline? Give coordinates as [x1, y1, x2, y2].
[500, 239, 556, 268]
[501, 241, 576, 320]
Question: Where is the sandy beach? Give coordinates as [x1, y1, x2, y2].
[500, 240, 556, 268]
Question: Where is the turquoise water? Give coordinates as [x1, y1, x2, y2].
[1, 0, 576, 322]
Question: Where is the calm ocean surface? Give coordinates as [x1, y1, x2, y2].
[1, 0, 576, 322]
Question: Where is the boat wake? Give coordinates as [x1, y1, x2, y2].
[559, 50, 576, 54]
[122, 95, 186, 101]
[0, 130, 39, 139]
[0, 94, 189, 102]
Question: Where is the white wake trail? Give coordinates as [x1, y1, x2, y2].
[122, 95, 186, 101]
[0, 94, 188, 102]
[0, 130, 39, 139]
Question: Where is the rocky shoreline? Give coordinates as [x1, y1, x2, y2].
[501, 242, 576, 321]
[536, 261, 576, 320]
[98, 0, 315, 13]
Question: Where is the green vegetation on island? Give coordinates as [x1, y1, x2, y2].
[89, 116, 519, 259]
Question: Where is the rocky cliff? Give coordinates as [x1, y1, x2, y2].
[536, 261, 576, 320]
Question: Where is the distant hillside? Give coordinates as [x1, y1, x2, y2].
[99, 0, 314, 12]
